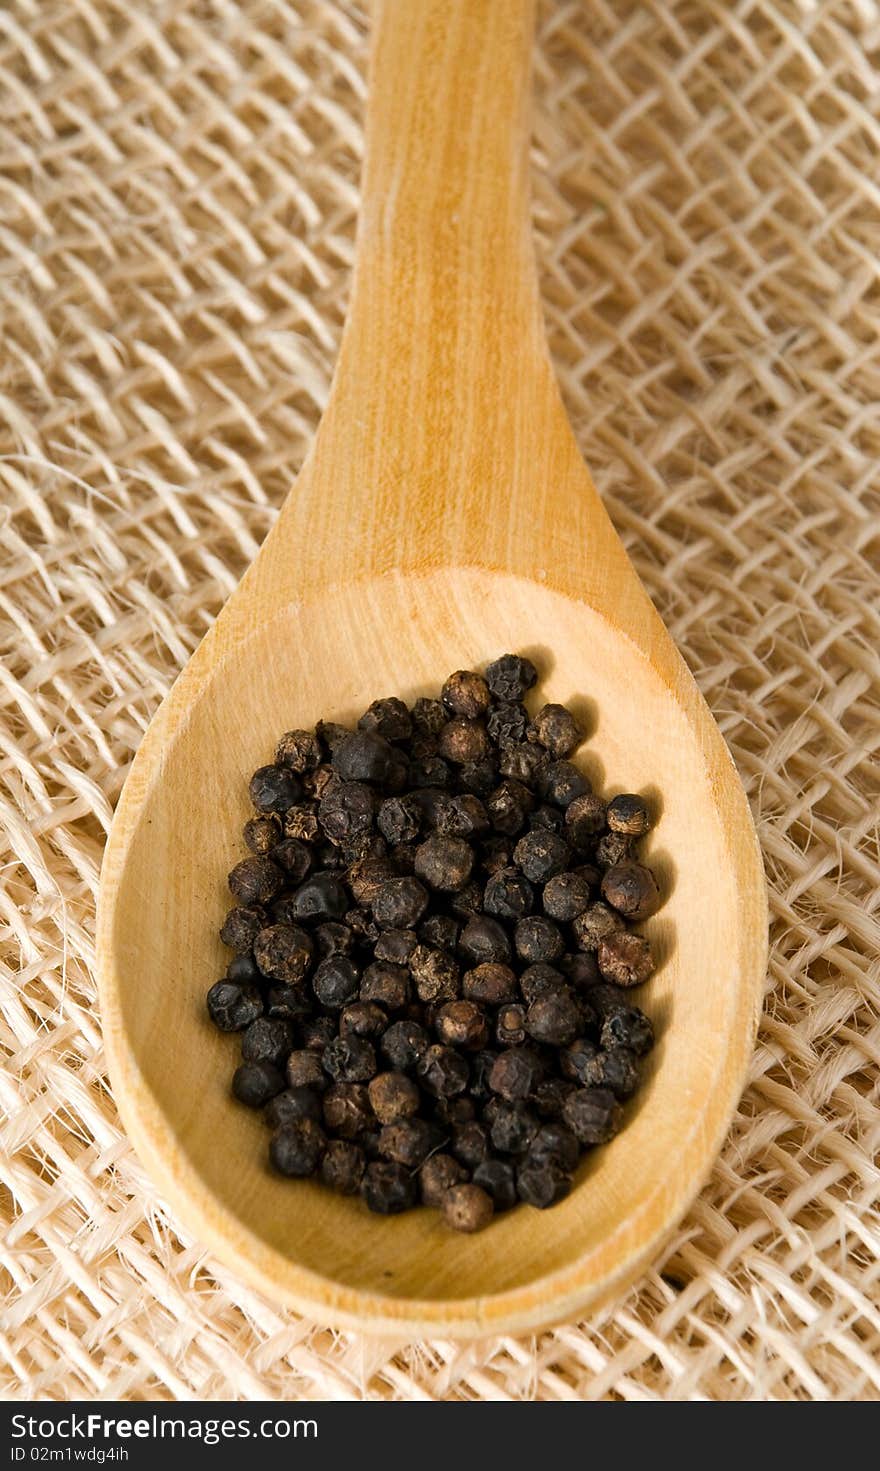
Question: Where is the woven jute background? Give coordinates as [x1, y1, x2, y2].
[1, 0, 878, 1401]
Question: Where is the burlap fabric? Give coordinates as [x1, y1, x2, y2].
[1, 0, 878, 1401]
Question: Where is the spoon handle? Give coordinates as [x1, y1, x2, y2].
[265, 0, 623, 605]
[352, 0, 540, 360]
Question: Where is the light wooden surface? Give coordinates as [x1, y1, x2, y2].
[96, 0, 767, 1338]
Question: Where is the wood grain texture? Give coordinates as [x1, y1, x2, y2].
[96, 0, 768, 1338]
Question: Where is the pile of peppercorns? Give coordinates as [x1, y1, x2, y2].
[207, 654, 661, 1232]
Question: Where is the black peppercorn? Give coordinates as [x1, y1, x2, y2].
[228, 856, 284, 906]
[418, 913, 460, 951]
[206, 979, 263, 1032]
[227, 952, 261, 984]
[486, 701, 529, 747]
[528, 802, 564, 834]
[479, 836, 514, 874]
[275, 728, 323, 773]
[435, 1000, 488, 1050]
[378, 1118, 443, 1168]
[457, 757, 499, 797]
[485, 779, 533, 836]
[518, 963, 566, 1004]
[458, 914, 511, 967]
[607, 793, 652, 837]
[360, 960, 410, 1010]
[462, 962, 518, 1006]
[253, 923, 314, 984]
[499, 741, 549, 786]
[513, 830, 571, 884]
[582, 1047, 641, 1098]
[571, 901, 622, 952]
[420, 1153, 467, 1208]
[560, 1037, 599, 1085]
[411, 696, 447, 737]
[380, 1020, 431, 1072]
[320, 1139, 366, 1194]
[358, 697, 412, 742]
[241, 1016, 293, 1068]
[484, 1098, 539, 1154]
[408, 945, 460, 1004]
[408, 752, 452, 788]
[339, 1001, 388, 1039]
[564, 793, 608, 848]
[322, 1082, 373, 1138]
[286, 1051, 327, 1092]
[373, 928, 418, 965]
[414, 834, 474, 891]
[307, 765, 340, 801]
[495, 1002, 527, 1047]
[387, 840, 416, 871]
[484, 653, 538, 703]
[265, 1086, 323, 1128]
[321, 1035, 377, 1084]
[528, 1121, 580, 1173]
[442, 670, 491, 720]
[601, 1006, 654, 1056]
[249, 764, 302, 813]
[368, 1071, 420, 1124]
[516, 1160, 570, 1208]
[272, 837, 313, 881]
[483, 867, 534, 920]
[443, 1182, 494, 1232]
[371, 876, 429, 930]
[600, 861, 660, 922]
[438, 718, 490, 765]
[376, 793, 421, 846]
[472, 1158, 518, 1211]
[344, 907, 380, 946]
[448, 880, 483, 919]
[525, 990, 581, 1047]
[514, 916, 564, 965]
[434, 1094, 476, 1127]
[532, 1077, 576, 1119]
[362, 1161, 418, 1214]
[312, 955, 360, 1010]
[289, 871, 350, 922]
[562, 1087, 623, 1145]
[489, 1048, 543, 1102]
[318, 782, 377, 844]
[232, 1060, 285, 1107]
[540, 760, 591, 809]
[468, 1049, 499, 1102]
[321, 837, 356, 870]
[243, 814, 282, 854]
[331, 730, 395, 786]
[528, 703, 583, 759]
[542, 871, 593, 922]
[270, 1119, 325, 1176]
[597, 931, 654, 987]
[284, 804, 321, 844]
[560, 951, 601, 990]
[417, 1044, 469, 1097]
[595, 831, 634, 869]
[219, 904, 265, 953]
[450, 1120, 490, 1169]
[315, 921, 355, 958]
[435, 793, 490, 838]
[299, 1015, 336, 1052]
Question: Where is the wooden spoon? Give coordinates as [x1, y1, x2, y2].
[97, 0, 766, 1337]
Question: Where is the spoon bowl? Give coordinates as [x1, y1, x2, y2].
[97, 0, 767, 1337]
